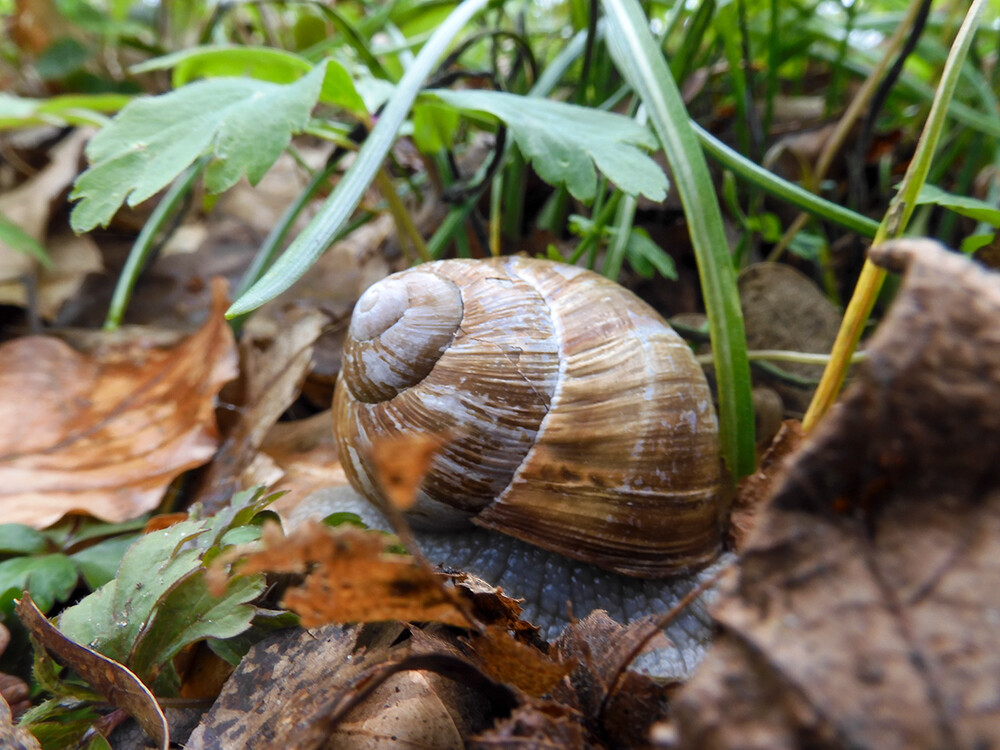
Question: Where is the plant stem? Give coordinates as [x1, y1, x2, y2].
[104, 158, 205, 330]
[802, 0, 989, 431]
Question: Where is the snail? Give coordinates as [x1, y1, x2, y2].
[333, 256, 725, 576]
[319, 256, 729, 674]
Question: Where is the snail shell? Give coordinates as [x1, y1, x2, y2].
[333, 257, 723, 578]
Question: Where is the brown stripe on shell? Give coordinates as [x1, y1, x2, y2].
[471, 258, 722, 577]
[334, 259, 561, 527]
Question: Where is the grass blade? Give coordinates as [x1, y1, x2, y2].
[602, 0, 756, 479]
[226, 0, 494, 318]
[802, 0, 990, 431]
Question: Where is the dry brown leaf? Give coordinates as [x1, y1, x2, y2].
[371, 432, 448, 511]
[519, 609, 699, 748]
[190, 308, 326, 514]
[187, 623, 503, 750]
[258, 411, 349, 518]
[0, 130, 88, 299]
[467, 625, 574, 698]
[36, 229, 102, 320]
[730, 419, 805, 550]
[239, 521, 469, 628]
[0, 279, 237, 527]
[675, 241, 1000, 750]
[470, 702, 586, 749]
[15, 593, 168, 750]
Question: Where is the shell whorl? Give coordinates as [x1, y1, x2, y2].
[333, 257, 723, 577]
[341, 271, 463, 403]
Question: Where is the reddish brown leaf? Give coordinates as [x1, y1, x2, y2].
[0, 279, 237, 527]
[238, 522, 469, 628]
[467, 625, 574, 698]
[15, 594, 168, 750]
[371, 432, 448, 511]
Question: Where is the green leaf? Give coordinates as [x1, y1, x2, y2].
[69, 534, 140, 590]
[915, 183, 1000, 226]
[227, 0, 494, 318]
[131, 45, 313, 86]
[130, 570, 264, 694]
[0, 554, 78, 612]
[69, 63, 329, 232]
[0, 93, 128, 130]
[960, 233, 995, 255]
[0, 524, 49, 555]
[207, 608, 299, 665]
[412, 100, 460, 154]
[626, 228, 677, 280]
[58, 522, 207, 663]
[131, 47, 367, 115]
[57, 488, 278, 692]
[0, 212, 52, 267]
[431, 89, 668, 203]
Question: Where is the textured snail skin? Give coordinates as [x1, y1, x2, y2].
[290, 486, 723, 679]
[334, 257, 724, 578]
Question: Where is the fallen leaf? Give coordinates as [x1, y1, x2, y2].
[0, 130, 88, 302]
[238, 521, 470, 628]
[552, 610, 676, 747]
[15, 593, 169, 750]
[472, 702, 586, 749]
[187, 623, 505, 750]
[190, 308, 327, 514]
[258, 411, 349, 518]
[467, 625, 574, 698]
[675, 241, 1000, 749]
[372, 432, 448, 511]
[35, 228, 102, 320]
[730, 420, 805, 550]
[0, 279, 237, 527]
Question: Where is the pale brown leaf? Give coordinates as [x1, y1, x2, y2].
[0, 279, 237, 527]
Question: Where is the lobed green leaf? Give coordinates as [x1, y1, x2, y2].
[69, 64, 329, 232]
[431, 89, 668, 202]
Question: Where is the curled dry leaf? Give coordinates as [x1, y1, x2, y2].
[237, 521, 470, 628]
[675, 241, 1000, 750]
[15, 593, 168, 750]
[0, 279, 237, 527]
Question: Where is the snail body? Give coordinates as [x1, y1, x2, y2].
[333, 256, 724, 578]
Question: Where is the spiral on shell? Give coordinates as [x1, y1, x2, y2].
[333, 256, 723, 578]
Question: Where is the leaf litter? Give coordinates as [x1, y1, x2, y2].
[673, 240, 1000, 749]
